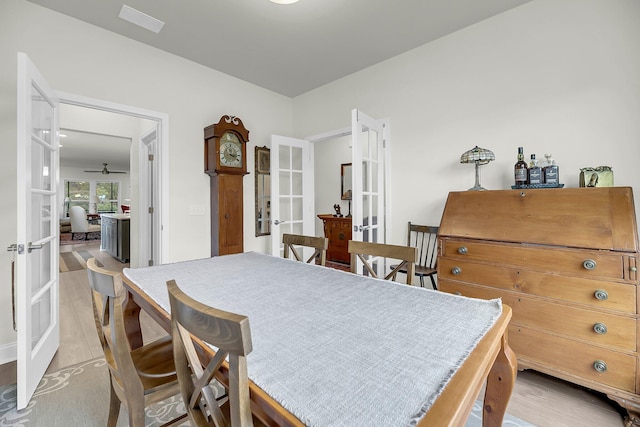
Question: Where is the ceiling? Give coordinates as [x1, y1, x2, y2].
[59, 129, 131, 172]
[26, 0, 532, 97]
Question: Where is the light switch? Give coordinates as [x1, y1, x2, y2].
[189, 205, 206, 215]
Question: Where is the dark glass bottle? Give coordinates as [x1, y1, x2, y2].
[514, 147, 527, 186]
[528, 154, 543, 185]
[543, 154, 560, 185]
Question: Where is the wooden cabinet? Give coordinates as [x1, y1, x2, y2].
[437, 187, 640, 421]
[318, 215, 352, 264]
[101, 214, 130, 263]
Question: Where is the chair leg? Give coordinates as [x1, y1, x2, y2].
[106, 380, 121, 427]
[419, 275, 425, 288]
[430, 276, 437, 290]
[128, 399, 146, 427]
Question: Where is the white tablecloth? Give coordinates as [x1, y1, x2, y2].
[124, 252, 501, 427]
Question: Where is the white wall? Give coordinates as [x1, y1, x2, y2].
[0, 0, 292, 357]
[294, 0, 640, 246]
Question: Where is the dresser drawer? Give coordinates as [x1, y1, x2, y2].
[510, 326, 637, 393]
[438, 258, 637, 313]
[440, 239, 637, 282]
[440, 280, 637, 351]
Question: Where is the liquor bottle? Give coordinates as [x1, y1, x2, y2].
[514, 147, 527, 186]
[528, 154, 543, 185]
[543, 154, 559, 185]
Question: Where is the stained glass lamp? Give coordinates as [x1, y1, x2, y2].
[460, 146, 495, 191]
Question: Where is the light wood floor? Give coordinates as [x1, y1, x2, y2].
[52, 242, 627, 426]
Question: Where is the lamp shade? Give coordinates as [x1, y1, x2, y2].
[460, 146, 495, 165]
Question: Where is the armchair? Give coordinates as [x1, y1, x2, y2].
[69, 206, 101, 240]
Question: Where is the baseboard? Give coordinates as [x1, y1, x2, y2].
[0, 342, 16, 365]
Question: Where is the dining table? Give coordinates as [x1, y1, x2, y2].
[121, 251, 516, 426]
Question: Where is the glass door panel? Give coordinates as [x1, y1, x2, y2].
[270, 135, 314, 258]
[351, 109, 385, 276]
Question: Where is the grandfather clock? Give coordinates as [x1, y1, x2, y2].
[204, 115, 249, 256]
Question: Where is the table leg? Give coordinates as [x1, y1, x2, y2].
[123, 290, 144, 350]
[482, 331, 518, 427]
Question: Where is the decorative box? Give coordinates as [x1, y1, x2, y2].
[579, 166, 614, 187]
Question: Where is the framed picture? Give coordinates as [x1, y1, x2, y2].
[256, 146, 270, 174]
[255, 146, 271, 236]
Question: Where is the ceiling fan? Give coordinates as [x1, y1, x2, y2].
[84, 163, 127, 175]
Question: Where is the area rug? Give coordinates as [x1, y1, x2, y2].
[59, 250, 96, 272]
[60, 234, 101, 246]
[0, 358, 535, 427]
[0, 358, 186, 427]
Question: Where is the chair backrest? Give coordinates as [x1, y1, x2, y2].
[69, 205, 89, 232]
[282, 233, 328, 266]
[167, 279, 254, 427]
[407, 223, 439, 269]
[348, 240, 417, 285]
[86, 258, 143, 401]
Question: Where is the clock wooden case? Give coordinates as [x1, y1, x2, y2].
[204, 115, 249, 256]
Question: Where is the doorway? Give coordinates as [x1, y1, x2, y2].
[57, 92, 168, 266]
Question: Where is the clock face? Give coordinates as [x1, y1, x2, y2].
[219, 132, 242, 167]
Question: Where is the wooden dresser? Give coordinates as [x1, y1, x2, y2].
[318, 214, 352, 264]
[437, 187, 640, 423]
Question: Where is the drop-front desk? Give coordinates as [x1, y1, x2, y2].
[438, 187, 640, 425]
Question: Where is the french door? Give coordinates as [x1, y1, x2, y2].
[270, 110, 387, 270]
[14, 52, 60, 409]
[350, 109, 386, 275]
[269, 135, 315, 258]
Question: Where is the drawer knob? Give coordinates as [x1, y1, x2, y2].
[594, 289, 608, 301]
[632, 266, 638, 273]
[457, 246, 468, 255]
[593, 360, 608, 373]
[583, 259, 597, 270]
[593, 323, 608, 335]
[451, 266, 462, 276]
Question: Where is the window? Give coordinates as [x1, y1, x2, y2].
[64, 179, 120, 215]
[96, 181, 119, 213]
[65, 180, 90, 214]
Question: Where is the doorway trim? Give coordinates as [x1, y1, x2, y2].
[305, 119, 392, 246]
[56, 91, 169, 265]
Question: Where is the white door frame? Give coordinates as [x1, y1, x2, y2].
[305, 118, 392, 246]
[56, 91, 169, 265]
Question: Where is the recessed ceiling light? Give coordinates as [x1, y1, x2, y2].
[270, 0, 299, 4]
[119, 5, 165, 33]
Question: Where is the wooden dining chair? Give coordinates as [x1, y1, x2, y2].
[348, 240, 418, 285]
[167, 279, 254, 427]
[282, 233, 328, 266]
[86, 258, 185, 427]
[392, 223, 440, 289]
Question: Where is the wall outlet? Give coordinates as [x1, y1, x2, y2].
[189, 205, 206, 215]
